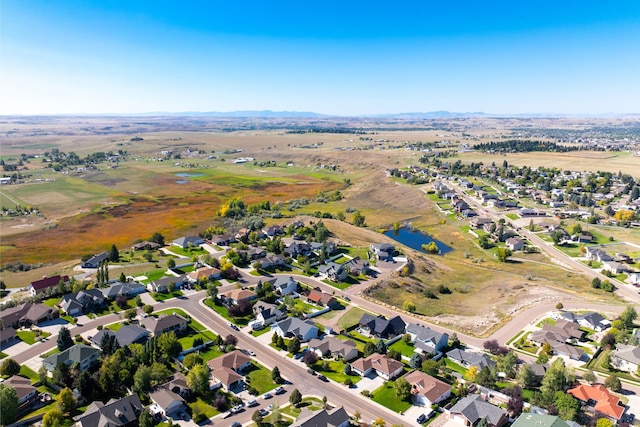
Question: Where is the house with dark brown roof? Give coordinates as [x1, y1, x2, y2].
[4, 376, 37, 406]
[219, 288, 257, 306]
[0, 303, 58, 328]
[28, 275, 69, 296]
[140, 313, 188, 336]
[207, 350, 252, 392]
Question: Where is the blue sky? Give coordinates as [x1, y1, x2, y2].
[2, 1, 639, 115]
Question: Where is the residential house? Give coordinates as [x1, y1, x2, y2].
[505, 237, 525, 251]
[187, 266, 221, 283]
[628, 271, 640, 284]
[28, 275, 70, 296]
[370, 243, 395, 261]
[291, 407, 350, 427]
[101, 281, 147, 300]
[357, 313, 406, 339]
[568, 384, 625, 421]
[317, 262, 347, 282]
[149, 387, 185, 417]
[301, 288, 341, 309]
[140, 314, 188, 337]
[449, 394, 507, 427]
[343, 256, 370, 276]
[74, 394, 144, 427]
[268, 276, 298, 296]
[470, 217, 493, 230]
[147, 275, 187, 293]
[0, 327, 16, 343]
[285, 241, 313, 258]
[404, 370, 451, 407]
[131, 241, 162, 251]
[219, 289, 257, 306]
[511, 413, 569, 427]
[43, 344, 101, 372]
[172, 236, 204, 249]
[585, 247, 613, 263]
[263, 225, 284, 237]
[208, 350, 252, 392]
[522, 363, 548, 386]
[310, 241, 337, 256]
[59, 289, 105, 316]
[0, 303, 58, 328]
[253, 301, 287, 326]
[163, 373, 190, 399]
[350, 353, 404, 380]
[446, 348, 496, 370]
[406, 323, 449, 355]
[529, 320, 585, 360]
[4, 376, 37, 406]
[210, 233, 236, 246]
[307, 336, 358, 361]
[576, 312, 610, 331]
[91, 325, 150, 347]
[81, 252, 110, 269]
[272, 317, 319, 342]
[602, 261, 628, 275]
[259, 253, 286, 269]
[242, 245, 266, 260]
[611, 344, 640, 372]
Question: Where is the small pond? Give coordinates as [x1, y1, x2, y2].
[383, 228, 453, 255]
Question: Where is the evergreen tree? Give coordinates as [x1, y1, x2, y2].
[0, 383, 18, 425]
[109, 244, 120, 262]
[57, 327, 73, 351]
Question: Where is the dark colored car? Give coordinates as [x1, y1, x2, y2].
[417, 414, 427, 424]
[318, 375, 328, 382]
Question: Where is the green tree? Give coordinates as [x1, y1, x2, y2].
[352, 211, 365, 227]
[604, 374, 622, 392]
[42, 408, 64, 427]
[620, 305, 637, 329]
[57, 387, 76, 414]
[0, 383, 19, 425]
[541, 359, 572, 403]
[496, 247, 512, 262]
[133, 365, 153, 394]
[0, 358, 21, 377]
[583, 370, 597, 384]
[158, 331, 182, 360]
[516, 364, 535, 388]
[288, 337, 301, 354]
[135, 294, 143, 306]
[119, 272, 126, 283]
[363, 341, 376, 357]
[39, 365, 48, 387]
[403, 300, 416, 313]
[125, 308, 137, 321]
[272, 366, 282, 383]
[410, 353, 423, 369]
[57, 326, 73, 351]
[150, 232, 165, 246]
[139, 410, 155, 427]
[109, 244, 120, 262]
[187, 363, 211, 396]
[183, 353, 204, 369]
[394, 377, 412, 401]
[143, 304, 154, 314]
[289, 388, 302, 406]
[167, 257, 176, 269]
[596, 418, 614, 427]
[553, 391, 579, 421]
[252, 410, 264, 425]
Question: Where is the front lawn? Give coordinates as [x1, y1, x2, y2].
[322, 276, 359, 290]
[281, 397, 324, 418]
[17, 330, 51, 345]
[336, 306, 369, 330]
[245, 362, 279, 395]
[19, 365, 39, 382]
[187, 396, 220, 420]
[371, 381, 412, 413]
[388, 339, 415, 358]
[204, 299, 251, 326]
[444, 358, 467, 375]
[312, 360, 362, 385]
[198, 345, 224, 362]
[151, 290, 184, 302]
[106, 322, 124, 331]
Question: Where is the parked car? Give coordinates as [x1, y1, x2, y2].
[263, 392, 273, 399]
[274, 386, 285, 395]
[307, 368, 316, 375]
[259, 408, 269, 417]
[417, 414, 427, 424]
[318, 375, 328, 382]
[246, 349, 256, 356]
[247, 399, 258, 407]
[230, 422, 242, 427]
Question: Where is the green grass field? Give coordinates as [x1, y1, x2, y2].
[371, 381, 412, 413]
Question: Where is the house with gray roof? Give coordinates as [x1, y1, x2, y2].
[370, 243, 395, 260]
[43, 344, 101, 372]
[611, 344, 640, 373]
[59, 289, 105, 316]
[406, 323, 449, 355]
[317, 262, 347, 282]
[81, 252, 110, 269]
[272, 317, 318, 342]
[91, 325, 150, 347]
[172, 235, 204, 248]
[358, 313, 406, 339]
[307, 336, 358, 361]
[102, 281, 147, 299]
[446, 348, 496, 370]
[253, 301, 287, 326]
[149, 387, 185, 416]
[576, 312, 610, 331]
[74, 394, 143, 427]
[267, 276, 298, 296]
[343, 256, 370, 276]
[291, 407, 350, 427]
[147, 275, 187, 293]
[449, 394, 507, 427]
[140, 313, 188, 337]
